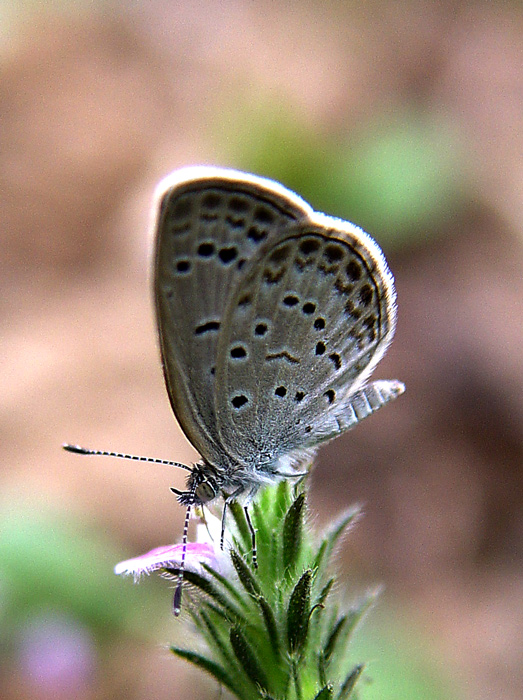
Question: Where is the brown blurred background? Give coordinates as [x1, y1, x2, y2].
[1, 2, 521, 699]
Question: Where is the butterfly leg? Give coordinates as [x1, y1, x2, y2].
[220, 487, 259, 569]
[220, 486, 245, 551]
[242, 486, 261, 568]
[243, 506, 258, 569]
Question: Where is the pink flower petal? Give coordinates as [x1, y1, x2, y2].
[114, 542, 217, 581]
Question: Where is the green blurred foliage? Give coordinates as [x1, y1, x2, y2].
[220, 103, 464, 248]
[351, 611, 459, 700]
[0, 501, 167, 651]
[0, 501, 460, 699]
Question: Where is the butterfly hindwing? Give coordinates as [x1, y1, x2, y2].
[215, 218, 397, 466]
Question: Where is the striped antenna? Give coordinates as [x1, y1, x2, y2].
[62, 444, 192, 472]
[173, 482, 197, 616]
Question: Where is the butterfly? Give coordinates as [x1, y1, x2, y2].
[65, 166, 404, 613]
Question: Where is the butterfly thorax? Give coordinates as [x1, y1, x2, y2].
[176, 446, 316, 508]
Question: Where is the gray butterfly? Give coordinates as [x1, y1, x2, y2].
[65, 167, 404, 611]
[154, 167, 403, 505]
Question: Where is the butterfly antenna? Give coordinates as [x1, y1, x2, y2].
[62, 444, 192, 472]
[173, 484, 196, 616]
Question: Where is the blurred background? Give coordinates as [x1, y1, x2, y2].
[1, 1, 521, 699]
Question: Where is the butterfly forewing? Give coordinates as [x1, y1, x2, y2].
[214, 220, 396, 465]
[154, 168, 312, 464]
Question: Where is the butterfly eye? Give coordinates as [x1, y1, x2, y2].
[195, 480, 217, 503]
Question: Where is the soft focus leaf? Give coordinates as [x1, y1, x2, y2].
[287, 569, 313, 654]
[283, 492, 306, 573]
[171, 647, 243, 698]
[230, 626, 269, 692]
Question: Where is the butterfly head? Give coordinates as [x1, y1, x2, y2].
[171, 461, 221, 506]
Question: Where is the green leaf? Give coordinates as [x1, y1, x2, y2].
[255, 594, 281, 655]
[229, 501, 254, 553]
[163, 568, 245, 621]
[170, 647, 242, 698]
[324, 616, 348, 664]
[287, 569, 313, 654]
[344, 589, 381, 640]
[200, 608, 242, 674]
[313, 506, 361, 573]
[312, 539, 328, 575]
[337, 664, 364, 700]
[230, 550, 261, 597]
[318, 650, 327, 687]
[230, 625, 269, 692]
[274, 480, 292, 517]
[316, 578, 335, 607]
[283, 492, 306, 572]
[251, 499, 271, 550]
[313, 684, 334, 700]
[204, 601, 231, 623]
[202, 563, 250, 610]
